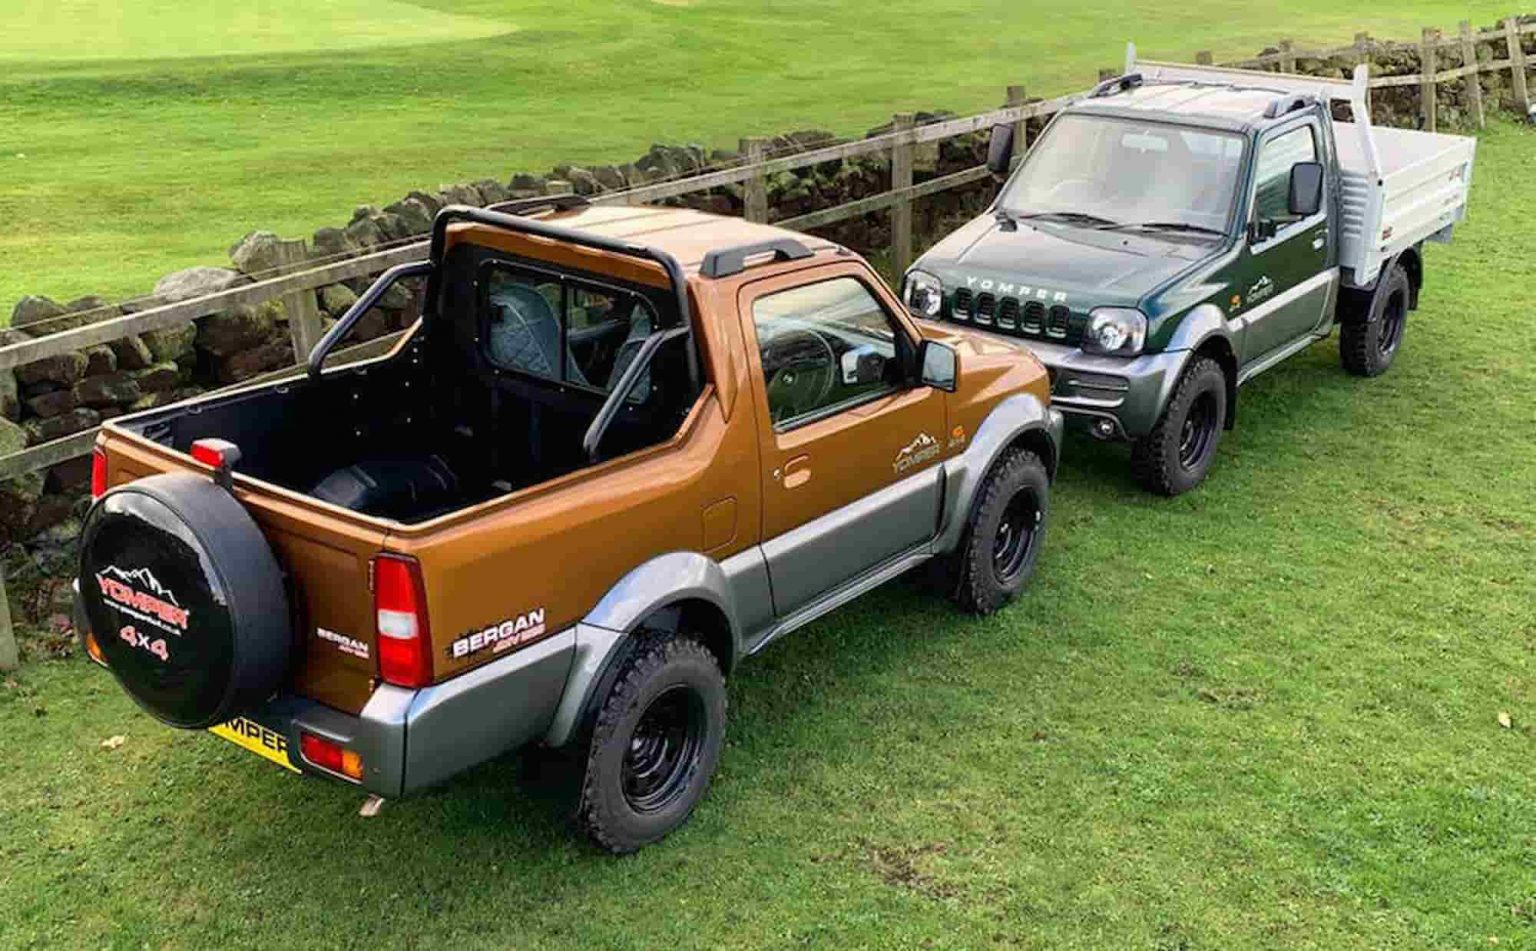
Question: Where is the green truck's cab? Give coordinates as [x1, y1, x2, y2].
[905, 59, 1474, 494]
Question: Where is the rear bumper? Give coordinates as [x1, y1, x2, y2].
[75, 581, 580, 798]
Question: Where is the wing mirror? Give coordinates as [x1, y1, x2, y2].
[917, 340, 957, 392]
[986, 124, 1015, 179]
[1288, 161, 1324, 217]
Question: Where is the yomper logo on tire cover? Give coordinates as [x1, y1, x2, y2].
[79, 474, 291, 730]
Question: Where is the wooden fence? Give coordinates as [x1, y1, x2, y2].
[1, 16, 1532, 488]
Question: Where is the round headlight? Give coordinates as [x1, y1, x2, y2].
[1085, 308, 1148, 356]
[905, 270, 943, 319]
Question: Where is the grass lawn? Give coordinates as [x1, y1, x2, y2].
[0, 0, 1523, 315]
[1, 117, 1533, 947]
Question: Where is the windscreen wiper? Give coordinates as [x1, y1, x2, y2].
[1012, 210, 1119, 229]
[1115, 221, 1227, 237]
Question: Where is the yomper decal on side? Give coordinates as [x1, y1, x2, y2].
[449, 607, 548, 660]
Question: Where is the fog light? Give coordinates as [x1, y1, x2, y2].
[1092, 418, 1117, 439]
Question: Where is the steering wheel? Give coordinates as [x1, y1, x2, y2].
[763, 329, 836, 424]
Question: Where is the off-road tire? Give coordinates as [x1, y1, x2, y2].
[1131, 356, 1227, 497]
[1340, 263, 1410, 378]
[944, 448, 1050, 616]
[575, 635, 726, 854]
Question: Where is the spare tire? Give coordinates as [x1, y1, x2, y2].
[78, 473, 291, 729]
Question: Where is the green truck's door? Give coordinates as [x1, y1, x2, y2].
[1233, 118, 1335, 367]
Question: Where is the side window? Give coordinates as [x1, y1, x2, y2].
[483, 266, 658, 396]
[752, 277, 908, 429]
[1253, 125, 1318, 230]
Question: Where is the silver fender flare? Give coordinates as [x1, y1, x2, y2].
[934, 392, 1060, 555]
[1156, 304, 1235, 423]
[543, 552, 738, 747]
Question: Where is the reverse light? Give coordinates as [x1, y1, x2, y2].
[299, 732, 365, 781]
[373, 553, 432, 688]
[904, 270, 944, 319]
[90, 447, 108, 499]
[1083, 307, 1148, 356]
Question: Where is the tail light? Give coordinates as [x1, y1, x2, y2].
[90, 447, 108, 499]
[299, 732, 364, 781]
[373, 553, 432, 687]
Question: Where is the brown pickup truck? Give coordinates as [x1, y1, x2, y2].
[75, 199, 1063, 851]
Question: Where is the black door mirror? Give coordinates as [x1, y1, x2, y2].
[917, 340, 957, 392]
[1288, 161, 1324, 217]
[986, 124, 1015, 178]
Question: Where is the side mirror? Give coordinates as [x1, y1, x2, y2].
[986, 124, 1015, 179]
[917, 340, 957, 393]
[1288, 161, 1324, 217]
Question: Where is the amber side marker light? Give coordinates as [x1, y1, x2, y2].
[84, 630, 107, 666]
[299, 732, 365, 782]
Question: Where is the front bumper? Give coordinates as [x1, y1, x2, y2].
[75, 581, 579, 798]
[1020, 338, 1189, 439]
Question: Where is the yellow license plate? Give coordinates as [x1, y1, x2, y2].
[209, 716, 300, 773]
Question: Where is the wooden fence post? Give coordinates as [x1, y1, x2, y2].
[1097, 67, 1117, 82]
[0, 566, 18, 673]
[890, 114, 915, 278]
[1195, 50, 1213, 65]
[1279, 39, 1296, 73]
[1460, 20, 1486, 129]
[741, 138, 768, 223]
[275, 239, 326, 362]
[1006, 84, 1028, 165]
[1420, 27, 1439, 132]
[1506, 16, 1532, 117]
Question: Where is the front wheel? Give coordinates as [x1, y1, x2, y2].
[1340, 263, 1410, 377]
[942, 448, 1051, 615]
[575, 635, 726, 853]
[1131, 356, 1227, 496]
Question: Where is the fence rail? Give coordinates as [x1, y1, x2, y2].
[2, 18, 1532, 484]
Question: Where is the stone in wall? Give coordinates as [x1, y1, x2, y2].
[197, 300, 281, 357]
[22, 407, 100, 445]
[107, 334, 153, 371]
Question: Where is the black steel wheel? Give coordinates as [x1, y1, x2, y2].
[576, 635, 726, 854]
[991, 487, 1043, 586]
[944, 447, 1051, 615]
[1131, 356, 1228, 496]
[1341, 262, 1412, 378]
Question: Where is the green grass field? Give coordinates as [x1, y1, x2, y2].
[2, 116, 1533, 948]
[0, 0, 1522, 316]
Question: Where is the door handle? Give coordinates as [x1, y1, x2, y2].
[782, 454, 811, 489]
[1312, 231, 1327, 251]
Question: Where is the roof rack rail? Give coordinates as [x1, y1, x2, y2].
[483, 193, 590, 216]
[699, 238, 814, 278]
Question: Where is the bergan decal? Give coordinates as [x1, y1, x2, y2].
[449, 607, 547, 660]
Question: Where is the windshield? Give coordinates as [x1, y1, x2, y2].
[998, 114, 1245, 236]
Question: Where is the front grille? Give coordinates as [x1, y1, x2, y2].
[975, 293, 996, 325]
[951, 289, 973, 321]
[947, 289, 1084, 344]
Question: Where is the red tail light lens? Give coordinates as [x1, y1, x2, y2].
[190, 438, 241, 469]
[299, 732, 364, 781]
[373, 553, 432, 688]
[90, 447, 108, 498]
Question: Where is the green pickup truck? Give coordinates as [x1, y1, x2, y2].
[905, 52, 1476, 494]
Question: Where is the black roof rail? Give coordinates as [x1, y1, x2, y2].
[423, 204, 699, 391]
[483, 193, 590, 216]
[699, 238, 814, 278]
[1263, 93, 1316, 119]
[1088, 72, 1144, 98]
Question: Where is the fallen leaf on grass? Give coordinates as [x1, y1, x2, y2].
[100, 735, 127, 750]
[1498, 712, 1513, 729]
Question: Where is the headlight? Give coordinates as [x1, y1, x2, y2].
[904, 270, 943, 319]
[1083, 308, 1147, 356]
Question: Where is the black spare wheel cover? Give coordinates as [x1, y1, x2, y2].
[78, 472, 291, 729]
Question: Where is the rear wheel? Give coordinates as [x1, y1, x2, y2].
[575, 635, 726, 853]
[942, 448, 1050, 615]
[1341, 264, 1410, 377]
[1131, 356, 1227, 496]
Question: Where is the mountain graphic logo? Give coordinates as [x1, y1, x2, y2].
[99, 565, 182, 607]
[893, 432, 941, 473]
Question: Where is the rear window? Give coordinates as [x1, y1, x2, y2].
[481, 264, 661, 395]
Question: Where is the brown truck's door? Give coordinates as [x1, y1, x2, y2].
[737, 264, 947, 616]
